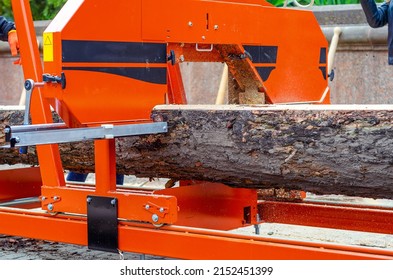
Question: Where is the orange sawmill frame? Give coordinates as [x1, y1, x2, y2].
[1, 0, 392, 260]
[1, 166, 393, 259]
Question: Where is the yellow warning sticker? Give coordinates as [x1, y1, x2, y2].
[43, 33, 54, 62]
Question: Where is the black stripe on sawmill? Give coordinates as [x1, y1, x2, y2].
[62, 67, 167, 84]
[319, 47, 327, 64]
[243, 45, 278, 63]
[319, 66, 327, 80]
[255, 67, 276, 81]
[62, 40, 167, 63]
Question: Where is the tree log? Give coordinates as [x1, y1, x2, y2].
[1, 104, 393, 199]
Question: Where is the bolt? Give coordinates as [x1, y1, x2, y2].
[41, 196, 46, 201]
[4, 127, 10, 134]
[188, 21, 193, 27]
[214, 25, 219, 30]
[179, 55, 185, 62]
[53, 196, 59, 201]
[152, 214, 159, 223]
[202, 35, 206, 40]
[87, 197, 92, 203]
[111, 199, 116, 206]
[159, 207, 165, 213]
[145, 204, 150, 210]
[47, 203, 54, 211]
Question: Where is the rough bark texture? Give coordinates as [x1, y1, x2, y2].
[2, 105, 393, 199]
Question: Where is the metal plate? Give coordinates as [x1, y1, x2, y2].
[87, 196, 118, 253]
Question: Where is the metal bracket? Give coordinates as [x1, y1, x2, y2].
[87, 196, 118, 253]
[2, 122, 168, 148]
[196, 43, 213, 52]
[143, 201, 169, 225]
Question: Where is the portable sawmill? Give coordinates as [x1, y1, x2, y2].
[0, 0, 393, 259]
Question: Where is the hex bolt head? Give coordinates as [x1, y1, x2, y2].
[41, 196, 46, 201]
[159, 207, 165, 213]
[47, 203, 54, 211]
[152, 214, 159, 223]
[188, 21, 193, 27]
[53, 196, 59, 201]
[87, 197, 92, 203]
[214, 25, 219, 30]
[111, 199, 116, 206]
[145, 204, 150, 210]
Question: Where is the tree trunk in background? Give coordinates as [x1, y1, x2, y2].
[1, 105, 393, 199]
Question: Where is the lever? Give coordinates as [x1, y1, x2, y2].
[43, 72, 66, 89]
[18, 79, 45, 153]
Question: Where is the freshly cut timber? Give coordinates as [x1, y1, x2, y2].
[2, 104, 393, 199]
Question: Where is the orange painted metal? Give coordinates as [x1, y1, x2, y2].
[0, 208, 392, 259]
[94, 139, 117, 194]
[12, 0, 65, 188]
[167, 63, 188, 104]
[0, 167, 41, 202]
[43, 0, 166, 126]
[259, 200, 393, 235]
[141, 0, 328, 104]
[157, 183, 258, 230]
[40, 185, 178, 225]
[39, 0, 328, 127]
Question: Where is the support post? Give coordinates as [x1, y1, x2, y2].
[94, 139, 117, 194]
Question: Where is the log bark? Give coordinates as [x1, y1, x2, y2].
[2, 104, 393, 199]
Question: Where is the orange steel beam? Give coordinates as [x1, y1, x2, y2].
[94, 139, 117, 194]
[259, 200, 393, 235]
[0, 208, 392, 260]
[12, 0, 65, 187]
[167, 63, 187, 104]
[156, 183, 258, 230]
[40, 185, 178, 225]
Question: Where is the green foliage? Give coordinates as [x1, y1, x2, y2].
[267, 0, 384, 6]
[0, 0, 67, 20]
